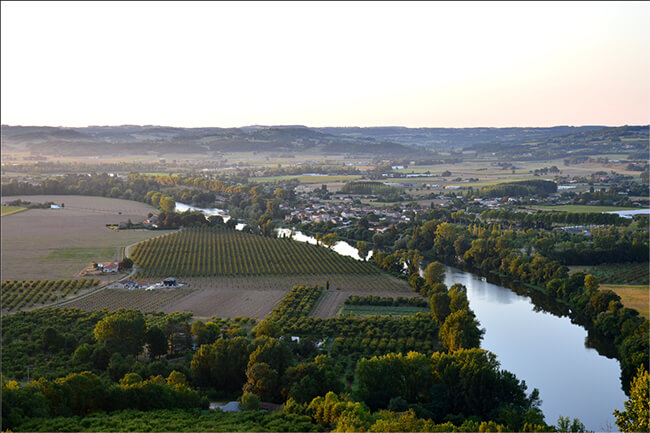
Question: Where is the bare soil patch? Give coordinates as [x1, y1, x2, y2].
[163, 288, 287, 319]
[61, 288, 195, 313]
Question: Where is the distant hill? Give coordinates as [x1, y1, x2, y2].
[0, 124, 420, 157]
[1, 124, 647, 160]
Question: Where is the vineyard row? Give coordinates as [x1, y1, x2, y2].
[131, 227, 380, 278]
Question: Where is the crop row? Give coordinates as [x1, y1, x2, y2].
[1, 279, 99, 312]
[588, 262, 649, 285]
[130, 227, 380, 278]
[60, 288, 193, 313]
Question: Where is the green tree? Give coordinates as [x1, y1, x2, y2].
[253, 320, 281, 338]
[400, 249, 422, 276]
[72, 344, 93, 365]
[448, 284, 470, 313]
[614, 366, 649, 432]
[584, 274, 599, 292]
[248, 337, 293, 375]
[166, 370, 187, 387]
[119, 372, 143, 386]
[322, 233, 338, 249]
[556, 415, 587, 433]
[159, 196, 176, 214]
[439, 310, 484, 351]
[243, 362, 279, 402]
[41, 327, 61, 352]
[283, 355, 343, 403]
[107, 353, 131, 381]
[190, 336, 252, 392]
[356, 241, 369, 261]
[240, 391, 260, 410]
[93, 311, 147, 356]
[145, 326, 168, 359]
[423, 261, 445, 287]
[429, 292, 451, 324]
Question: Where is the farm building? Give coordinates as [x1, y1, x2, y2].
[163, 277, 178, 287]
[102, 263, 119, 273]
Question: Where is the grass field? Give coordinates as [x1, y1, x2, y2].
[601, 285, 649, 319]
[337, 304, 429, 317]
[0, 195, 172, 280]
[532, 205, 638, 213]
[1, 206, 27, 216]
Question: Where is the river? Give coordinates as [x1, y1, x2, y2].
[274, 229, 625, 431]
[443, 267, 625, 431]
[176, 209, 626, 430]
[174, 202, 248, 230]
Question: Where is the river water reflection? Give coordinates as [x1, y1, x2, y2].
[443, 266, 625, 431]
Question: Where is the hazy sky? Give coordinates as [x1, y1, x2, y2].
[1, 1, 648, 128]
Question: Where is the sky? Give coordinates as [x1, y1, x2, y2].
[1, 1, 648, 128]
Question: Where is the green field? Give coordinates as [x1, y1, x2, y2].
[1, 206, 27, 216]
[338, 304, 429, 317]
[41, 247, 118, 262]
[532, 205, 638, 213]
[250, 174, 362, 184]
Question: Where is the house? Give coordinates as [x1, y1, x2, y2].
[102, 263, 119, 273]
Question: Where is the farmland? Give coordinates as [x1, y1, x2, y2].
[579, 262, 649, 285]
[337, 304, 429, 317]
[61, 288, 195, 314]
[131, 227, 380, 278]
[0, 195, 172, 280]
[309, 287, 419, 319]
[1, 278, 99, 313]
[126, 227, 413, 318]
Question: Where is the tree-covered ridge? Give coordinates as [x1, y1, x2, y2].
[479, 179, 558, 197]
[340, 181, 402, 195]
[480, 208, 630, 228]
[131, 227, 380, 278]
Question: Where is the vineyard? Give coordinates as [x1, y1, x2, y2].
[61, 288, 194, 313]
[1, 279, 99, 312]
[587, 262, 649, 285]
[130, 227, 380, 278]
